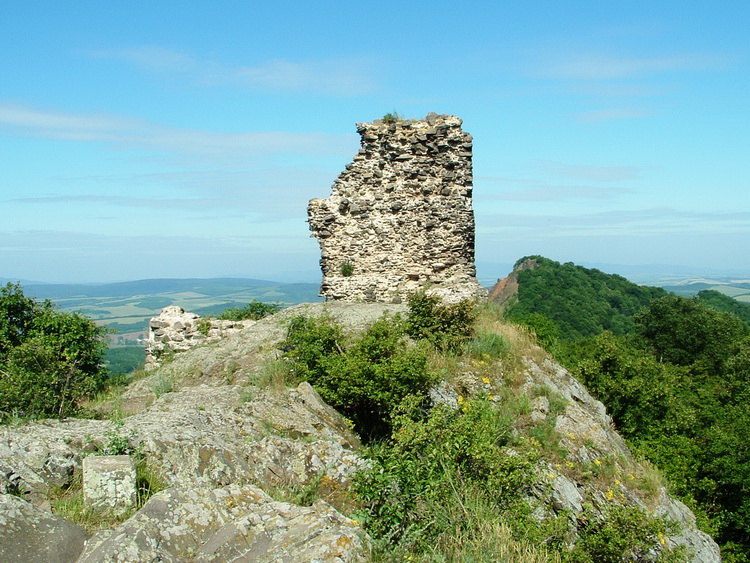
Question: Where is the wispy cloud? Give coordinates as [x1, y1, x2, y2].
[0, 103, 356, 160]
[87, 46, 376, 95]
[574, 107, 653, 123]
[477, 176, 634, 202]
[535, 160, 639, 181]
[478, 208, 750, 237]
[535, 53, 724, 80]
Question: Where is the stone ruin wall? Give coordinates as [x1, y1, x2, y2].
[308, 113, 486, 303]
[145, 306, 250, 368]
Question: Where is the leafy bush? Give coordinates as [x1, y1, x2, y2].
[281, 314, 436, 440]
[353, 397, 537, 553]
[568, 504, 682, 563]
[466, 331, 510, 359]
[217, 300, 282, 321]
[406, 292, 476, 353]
[0, 283, 109, 420]
[382, 111, 402, 124]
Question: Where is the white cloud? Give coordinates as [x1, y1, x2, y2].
[88, 46, 376, 95]
[534, 160, 639, 181]
[477, 208, 750, 238]
[0, 103, 356, 160]
[535, 53, 723, 80]
[476, 176, 634, 202]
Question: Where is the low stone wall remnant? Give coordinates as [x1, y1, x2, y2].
[145, 305, 250, 368]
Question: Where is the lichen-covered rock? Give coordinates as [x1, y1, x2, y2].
[0, 493, 89, 563]
[308, 113, 486, 303]
[76, 483, 366, 562]
[520, 356, 720, 562]
[82, 455, 136, 516]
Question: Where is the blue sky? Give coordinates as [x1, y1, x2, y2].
[2, 1, 749, 284]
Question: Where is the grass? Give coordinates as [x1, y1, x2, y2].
[151, 372, 175, 397]
[50, 456, 167, 534]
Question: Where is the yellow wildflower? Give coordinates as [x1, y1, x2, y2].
[605, 489, 614, 501]
[457, 395, 464, 405]
[482, 376, 491, 385]
[593, 459, 602, 466]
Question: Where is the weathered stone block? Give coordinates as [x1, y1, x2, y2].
[82, 454, 136, 516]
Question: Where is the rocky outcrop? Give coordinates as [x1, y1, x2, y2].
[145, 305, 250, 368]
[520, 356, 720, 562]
[0, 494, 89, 563]
[0, 302, 720, 561]
[308, 113, 486, 303]
[488, 256, 539, 308]
[77, 484, 365, 562]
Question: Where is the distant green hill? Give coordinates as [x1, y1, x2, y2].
[694, 289, 750, 324]
[492, 256, 667, 340]
[492, 256, 750, 342]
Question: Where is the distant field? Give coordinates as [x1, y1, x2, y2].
[660, 280, 750, 302]
[23, 278, 322, 334]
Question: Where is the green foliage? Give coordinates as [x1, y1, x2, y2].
[696, 289, 750, 325]
[217, 300, 282, 321]
[353, 397, 537, 553]
[466, 331, 510, 359]
[571, 299, 750, 557]
[104, 347, 146, 378]
[195, 318, 212, 336]
[339, 261, 354, 277]
[635, 294, 749, 374]
[406, 292, 476, 353]
[504, 256, 667, 341]
[568, 504, 683, 563]
[0, 283, 109, 420]
[382, 111, 402, 124]
[281, 313, 436, 440]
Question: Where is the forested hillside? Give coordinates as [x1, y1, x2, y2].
[496, 256, 750, 561]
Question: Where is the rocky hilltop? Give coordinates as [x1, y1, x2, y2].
[0, 302, 719, 562]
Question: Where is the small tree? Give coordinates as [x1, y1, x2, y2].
[0, 283, 109, 419]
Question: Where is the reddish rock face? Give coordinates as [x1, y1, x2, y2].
[308, 113, 486, 303]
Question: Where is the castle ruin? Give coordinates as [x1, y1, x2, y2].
[308, 113, 486, 303]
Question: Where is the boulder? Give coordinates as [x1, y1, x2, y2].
[76, 483, 367, 562]
[0, 493, 88, 563]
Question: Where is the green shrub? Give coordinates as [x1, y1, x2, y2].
[0, 283, 109, 420]
[353, 397, 537, 553]
[567, 504, 683, 563]
[195, 318, 212, 336]
[281, 314, 436, 440]
[466, 331, 510, 359]
[382, 111, 402, 124]
[217, 300, 282, 321]
[406, 292, 476, 353]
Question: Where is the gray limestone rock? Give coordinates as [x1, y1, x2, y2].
[0, 493, 89, 563]
[76, 483, 367, 562]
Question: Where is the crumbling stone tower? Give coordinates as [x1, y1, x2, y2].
[308, 113, 486, 303]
